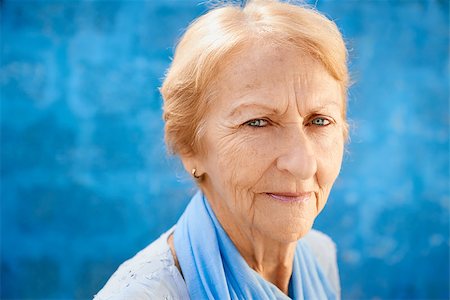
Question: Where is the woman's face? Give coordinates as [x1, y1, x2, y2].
[193, 44, 345, 243]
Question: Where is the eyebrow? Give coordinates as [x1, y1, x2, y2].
[228, 101, 342, 119]
[309, 102, 342, 113]
[227, 103, 280, 119]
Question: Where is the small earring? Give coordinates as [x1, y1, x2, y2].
[191, 168, 201, 179]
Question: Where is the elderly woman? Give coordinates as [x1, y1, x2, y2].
[95, 0, 348, 299]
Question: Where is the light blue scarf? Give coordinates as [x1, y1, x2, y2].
[173, 191, 337, 299]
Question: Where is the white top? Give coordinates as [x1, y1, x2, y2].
[94, 227, 341, 299]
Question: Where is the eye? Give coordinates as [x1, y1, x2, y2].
[245, 119, 269, 128]
[310, 117, 331, 126]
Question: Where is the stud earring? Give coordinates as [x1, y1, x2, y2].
[191, 168, 201, 179]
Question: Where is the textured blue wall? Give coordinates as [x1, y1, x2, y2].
[1, 0, 448, 299]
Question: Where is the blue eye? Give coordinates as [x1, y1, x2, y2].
[311, 117, 331, 126]
[245, 119, 268, 127]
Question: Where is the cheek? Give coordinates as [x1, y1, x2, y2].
[213, 133, 270, 187]
[315, 132, 344, 211]
[202, 134, 273, 219]
[203, 127, 280, 204]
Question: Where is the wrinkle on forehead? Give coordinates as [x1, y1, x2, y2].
[209, 43, 342, 119]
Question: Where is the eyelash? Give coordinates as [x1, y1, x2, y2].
[245, 119, 269, 128]
[308, 117, 331, 127]
[244, 117, 332, 128]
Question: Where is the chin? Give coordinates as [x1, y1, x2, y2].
[252, 194, 318, 243]
[258, 217, 316, 244]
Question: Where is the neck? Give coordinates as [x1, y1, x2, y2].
[229, 225, 297, 294]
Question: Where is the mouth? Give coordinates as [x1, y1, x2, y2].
[265, 192, 312, 203]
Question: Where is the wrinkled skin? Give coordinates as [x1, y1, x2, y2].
[181, 43, 345, 293]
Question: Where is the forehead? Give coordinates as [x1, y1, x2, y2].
[208, 43, 342, 111]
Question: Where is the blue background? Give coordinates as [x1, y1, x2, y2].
[1, 0, 449, 299]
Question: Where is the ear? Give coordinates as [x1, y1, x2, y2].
[179, 152, 206, 178]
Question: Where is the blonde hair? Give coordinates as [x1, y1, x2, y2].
[161, 0, 349, 156]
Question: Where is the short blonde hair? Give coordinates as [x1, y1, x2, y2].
[161, 0, 349, 156]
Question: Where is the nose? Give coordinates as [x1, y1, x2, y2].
[276, 124, 317, 180]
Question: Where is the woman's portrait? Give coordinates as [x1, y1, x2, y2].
[97, 1, 348, 298]
[1, 0, 448, 299]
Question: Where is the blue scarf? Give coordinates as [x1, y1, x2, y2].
[173, 191, 337, 299]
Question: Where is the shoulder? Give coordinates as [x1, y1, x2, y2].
[94, 228, 189, 300]
[302, 229, 341, 298]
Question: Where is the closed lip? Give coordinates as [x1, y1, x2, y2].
[265, 192, 312, 203]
